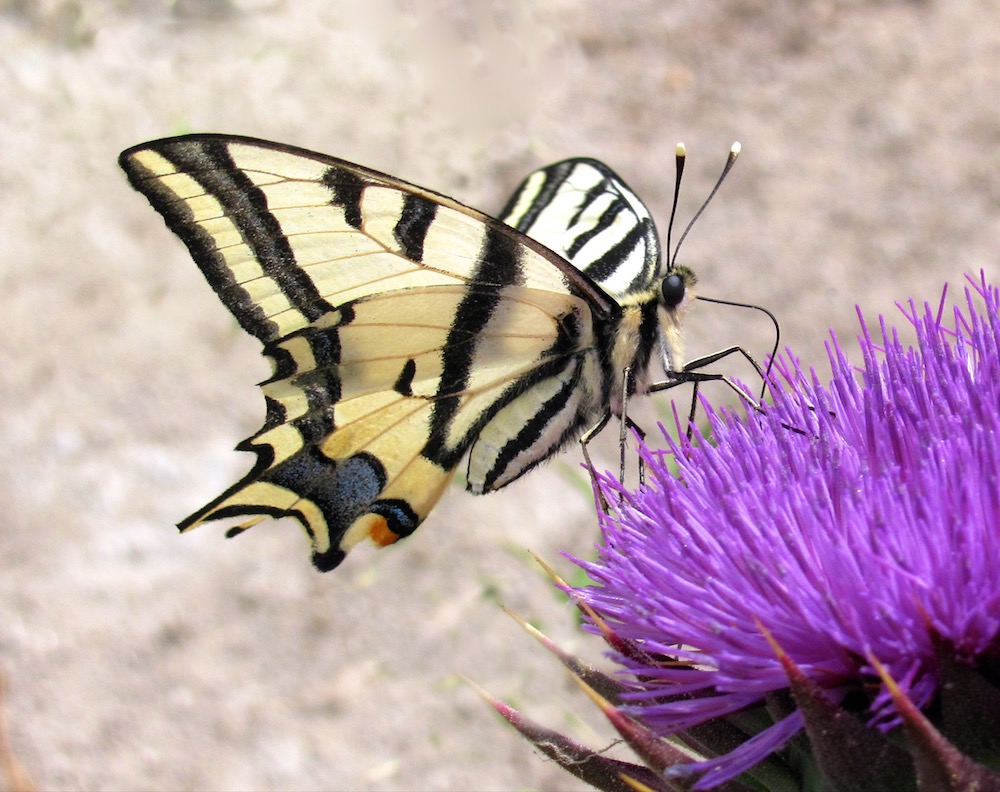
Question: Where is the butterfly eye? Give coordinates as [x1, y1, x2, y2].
[661, 273, 686, 307]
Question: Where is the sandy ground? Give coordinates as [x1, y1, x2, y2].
[2, 1, 999, 790]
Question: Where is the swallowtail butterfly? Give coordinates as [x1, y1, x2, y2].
[120, 135, 741, 571]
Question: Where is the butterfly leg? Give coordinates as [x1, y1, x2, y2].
[671, 346, 823, 437]
[651, 344, 768, 441]
[653, 369, 764, 439]
[618, 367, 632, 484]
[627, 416, 647, 487]
[578, 370, 648, 514]
[682, 344, 770, 400]
[617, 366, 650, 488]
[685, 379, 701, 439]
[580, 411, 613, 513]
[653, 357, 817, 439]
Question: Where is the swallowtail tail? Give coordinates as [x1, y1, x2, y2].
[120, 135, 734, 571]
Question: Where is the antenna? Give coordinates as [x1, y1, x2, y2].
[664, 142, 686, 268]
[670, 141, 741, 269]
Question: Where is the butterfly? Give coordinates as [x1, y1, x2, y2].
[120, 135, 743, 571]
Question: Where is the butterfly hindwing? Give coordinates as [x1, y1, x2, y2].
[120, 135, 634, 570]
[499, 157, 661, 301]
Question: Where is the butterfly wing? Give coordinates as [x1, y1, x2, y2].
[498, 157, 662, 301]
[120, 135, 616, 570]
[459, 157, 668, 485]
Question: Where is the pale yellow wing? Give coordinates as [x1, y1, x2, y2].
[120, 135, 614, 570]
[180, 284, 596, 570]
[120, 135, 614, 342]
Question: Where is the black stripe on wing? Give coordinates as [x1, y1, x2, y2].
[500, 159, 577, 234]
[394, 193, 438, 262]
[422, 225, 524, 470]
[476, 350, 587, 493]
[499, 157, 661, 299]
[120, 138, 336, 342]
[321, 166, 364, 229]
[580, 220, 656, 292]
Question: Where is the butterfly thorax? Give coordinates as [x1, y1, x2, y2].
[595, 265, 697, 417]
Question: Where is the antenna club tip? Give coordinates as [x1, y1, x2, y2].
[675, 142, 686, 156]
[731, 141, 742, 156]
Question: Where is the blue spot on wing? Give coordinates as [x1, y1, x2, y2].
[260, 449, 419, 571]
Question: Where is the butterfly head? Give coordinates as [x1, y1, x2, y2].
[651, 264, 697, 379]
[660, 264, 697, 311]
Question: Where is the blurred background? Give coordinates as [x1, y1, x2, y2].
[2, 1, 998, 789]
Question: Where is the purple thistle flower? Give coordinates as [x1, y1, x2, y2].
[570, 273, 1000, 788]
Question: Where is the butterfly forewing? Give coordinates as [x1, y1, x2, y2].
[121, 135, 648, 570]
[122, 137, 617, 340]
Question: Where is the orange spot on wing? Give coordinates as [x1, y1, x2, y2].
[368, 515, 401, 547]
